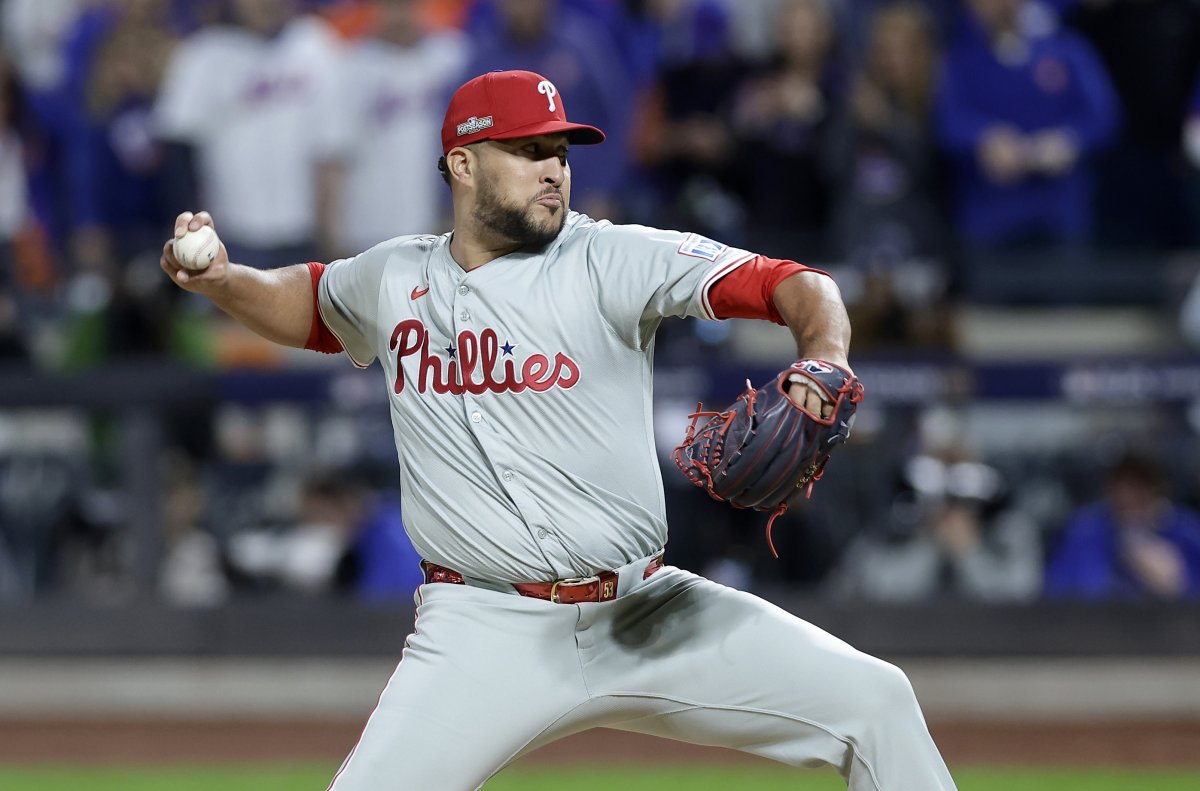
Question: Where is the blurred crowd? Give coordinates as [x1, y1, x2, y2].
[2, 0, 1200, 605]
[3, 0, 1200, 363]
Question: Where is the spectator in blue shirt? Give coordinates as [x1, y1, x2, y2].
[226, 469, 424, 602]
[1066, 0, 1200, 248]
[61, 0, 178, 273]
[1045, 452, 1200, 601]
[934, 0, 1119, 248]
[630, 0, 748, 242]
[340, 492, 424, 602]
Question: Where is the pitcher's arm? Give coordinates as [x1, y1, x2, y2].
[160, 211, 314, 348]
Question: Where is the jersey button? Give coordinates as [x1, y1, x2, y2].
[502, 470, 514, 482]
[470, 411, 482, 424]
[459, 310, 470, 321]
[457, 285, 470, 296]
[536, 528, 549, 539]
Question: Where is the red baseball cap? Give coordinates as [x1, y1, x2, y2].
[440, 70, 606, 155]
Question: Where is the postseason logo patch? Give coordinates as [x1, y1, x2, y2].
[457, 115, 494, 137]
[677, 233, 727, 261]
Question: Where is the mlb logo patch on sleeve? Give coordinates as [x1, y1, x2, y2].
[677, 233, 727, 261]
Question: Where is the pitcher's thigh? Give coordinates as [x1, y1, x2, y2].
[329, 585, 588, 790]
[592, 572, 954, 789]
[600, 573, 908, 718]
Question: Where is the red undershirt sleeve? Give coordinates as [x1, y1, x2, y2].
[706, 255, 830, 325]
[305, 262, 345, 354]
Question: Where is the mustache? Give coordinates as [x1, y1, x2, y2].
[533, 188, 563, 201]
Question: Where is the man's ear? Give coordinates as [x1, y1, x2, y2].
[445, 147, 474, 185]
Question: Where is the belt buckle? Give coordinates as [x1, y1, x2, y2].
[550, 575, 596, 604]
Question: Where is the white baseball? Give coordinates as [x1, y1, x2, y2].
[174, 225, 221, 271]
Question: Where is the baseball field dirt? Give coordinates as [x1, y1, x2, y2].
[2, 764, 1200, 790]
[3, 717, 1199, 767]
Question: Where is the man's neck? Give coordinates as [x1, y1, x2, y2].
[448, 230, 522, 272]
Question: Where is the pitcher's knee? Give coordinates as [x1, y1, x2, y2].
[856, 659, 921, 722]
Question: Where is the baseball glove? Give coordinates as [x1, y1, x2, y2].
[673, 360, 864, 556]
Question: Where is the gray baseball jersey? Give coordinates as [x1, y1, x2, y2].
[318, 211, 753, 582]
[316, 211, 956, 791]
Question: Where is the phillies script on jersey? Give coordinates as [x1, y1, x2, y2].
[389, 319, 580, 395]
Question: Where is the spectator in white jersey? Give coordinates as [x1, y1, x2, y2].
[159, 68, 955, 790]
[0, 52, 33, 362]
[153, 0, 345, 268]
[326, 0, 469, 256]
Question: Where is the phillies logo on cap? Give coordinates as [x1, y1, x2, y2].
[537, 80, 557, 112]
[441, 70, 606, 155]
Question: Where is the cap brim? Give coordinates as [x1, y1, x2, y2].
[488, 119, 606, 146]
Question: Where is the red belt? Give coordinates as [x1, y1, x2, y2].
[421, 555, 665, 604]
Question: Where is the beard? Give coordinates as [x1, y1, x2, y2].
[472, 173, 566, 249]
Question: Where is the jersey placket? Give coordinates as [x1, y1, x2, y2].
[450, 274, 576, 577]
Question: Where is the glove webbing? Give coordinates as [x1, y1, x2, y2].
[674, 380, 757, 492]
[674, 382, 823, 558]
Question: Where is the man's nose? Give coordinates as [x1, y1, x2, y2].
[540, 158, 565, 186]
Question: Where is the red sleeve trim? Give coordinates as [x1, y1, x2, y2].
[305, 262, 345, 354]
[706, 255, 830, 325]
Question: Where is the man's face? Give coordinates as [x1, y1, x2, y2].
[118, 0, 166, 20]
[1111, 475, 1162, 530]
[778, 0, 832, 65]
[469, 134, 572, 248]
[377, 0, 420, 42]
[231, 0, 293, 35]
[498, 0, 554, 43]
[967, 0, 1024, 35]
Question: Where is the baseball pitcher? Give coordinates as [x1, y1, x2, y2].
[161, 69, 956, 790]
